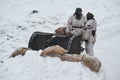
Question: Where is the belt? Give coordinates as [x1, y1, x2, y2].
[72, 26, 83, 28]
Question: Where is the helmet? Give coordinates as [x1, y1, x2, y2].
[86, 12, 94, 20]
[75, 8, 82, 13]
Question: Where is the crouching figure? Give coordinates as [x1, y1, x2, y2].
[40, 45, 101, 72]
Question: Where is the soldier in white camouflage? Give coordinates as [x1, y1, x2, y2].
[66, 8, 86, 36]
[84, 12, 97, 56]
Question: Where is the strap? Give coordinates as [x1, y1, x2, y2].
[72, 26, 83, 28]
[85, 27, 93, 29]
[67, 36, 76, 52]
[85, 25, 93, 29]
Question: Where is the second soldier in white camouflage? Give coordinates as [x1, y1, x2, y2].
[84, 12, 97, 56]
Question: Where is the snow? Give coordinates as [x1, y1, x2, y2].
[0, 50, 106, 80]
[0, 0, 120, 80]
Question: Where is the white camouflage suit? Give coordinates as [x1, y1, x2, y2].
[66, 14, 86, 36]
[84, 19, 97, 56]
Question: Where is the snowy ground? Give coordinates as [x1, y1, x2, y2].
[0, 0, 120, 80]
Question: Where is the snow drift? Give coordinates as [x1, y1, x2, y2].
[0, 50, 106, 80]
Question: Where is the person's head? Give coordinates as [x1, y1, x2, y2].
[75, 8, 82, 13]
[74, 8, 82, 20]
[86, 12, 94, 20]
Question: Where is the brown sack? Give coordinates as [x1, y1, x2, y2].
[10, 47, 32, 58]
[82, 55, 101, 72]
[60, 54, 82, 62]
[55, 27, 66, 35]
[40, 45, 68, 57]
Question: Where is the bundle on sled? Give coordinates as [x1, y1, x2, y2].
[40, 45, 101, 72]
[55, 27, 66, 35]
[28, 31, 83, 54]
[40, 45, 68, 57]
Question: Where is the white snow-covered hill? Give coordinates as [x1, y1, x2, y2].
[0, 0, 120, 80]
[0, 50, 106, 80]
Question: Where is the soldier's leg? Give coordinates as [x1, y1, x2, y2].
[85, 41, 94, 56]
